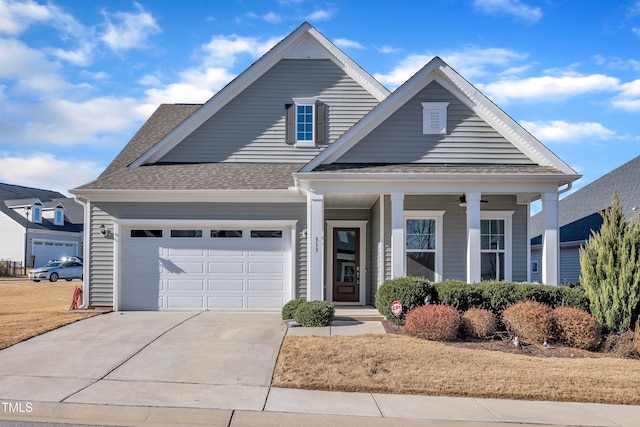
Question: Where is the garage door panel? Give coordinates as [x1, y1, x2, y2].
[167, 247, 206, 257]
[121, 227, 290, 310]
[167, 279, 205, 291]
[248, 262, 284, 274]
[210, 262, 244, 274]
[248, 279, 284, 291]
[209, 279, 244, 291]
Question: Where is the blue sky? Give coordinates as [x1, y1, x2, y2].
[1, 0, 640, 212]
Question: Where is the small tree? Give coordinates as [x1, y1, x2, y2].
[580, 192, 640, 332]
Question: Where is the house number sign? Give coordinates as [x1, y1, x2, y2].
[315, 237, 319, 253]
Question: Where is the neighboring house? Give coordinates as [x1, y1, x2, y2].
[530, 155, 640, 284]
[0, 183, 84, 269]
[71, 23, 579, 311]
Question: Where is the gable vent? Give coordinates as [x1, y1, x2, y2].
[284, 37, 327, 59]
[422, 102, 449, 135]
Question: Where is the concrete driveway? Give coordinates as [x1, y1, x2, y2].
[0, 311, 286, 411]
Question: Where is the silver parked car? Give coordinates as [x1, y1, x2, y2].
[29, 260, 83, 282]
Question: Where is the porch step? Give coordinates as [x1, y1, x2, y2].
[334, 305, 384, 321]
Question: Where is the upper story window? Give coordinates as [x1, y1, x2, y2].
[31, 202, 43, 224]
[54, 205, 65, 226]
[421, 102, 449, 135]
[285, 98, 326, 147]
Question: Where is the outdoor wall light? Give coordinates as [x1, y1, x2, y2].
[99, 224, 107, 236]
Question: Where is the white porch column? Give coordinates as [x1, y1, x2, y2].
[466, 192, 481, 283]
[307, 191, 324, 301]
[542, 192, 559, 286]
[391, 192, 405, 278]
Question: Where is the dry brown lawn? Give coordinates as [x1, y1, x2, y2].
[0, 279, 99, 350]
[273, 334, 640, 405]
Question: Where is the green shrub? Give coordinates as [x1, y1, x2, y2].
[402, 304, 461, 341]
[501, 301, 554, 344]
[293, 301, 335, 327]
[553, 306, 601, 350]
[433, 280, 590, 315]
[461, 308, 497, 338]
[433, 280, 482, 312]
[580, 192, 640, 333]
[375, 277, 432, 325]
[282, 299, 306, 320]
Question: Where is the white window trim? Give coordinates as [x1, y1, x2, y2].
[32, 203, 43, 224]
[54, 208, 65, 226]
[421, 102, 449, 135]
[404, 210, 445, 282]
[480, 211, 514, 281]
[293, 97, 316, 147]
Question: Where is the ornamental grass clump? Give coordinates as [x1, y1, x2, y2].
[501, 301, 554, 344]
[461, 308, 498, 339]
[402, 304, 461, 341]
[553, 306, 602, 350]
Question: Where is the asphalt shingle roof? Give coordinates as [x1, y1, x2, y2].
[313, 163, 564, 175]
[531, 155, 640, 243]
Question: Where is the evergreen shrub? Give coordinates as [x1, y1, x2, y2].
[282, 299, 306, 320]
[375, 277, 432, 325]
[293, 301, 335, 327]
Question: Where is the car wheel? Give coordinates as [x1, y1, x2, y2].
[49, 273, 59, 282]
[33, 280, 40, 282]
[65, 278, 72, 281]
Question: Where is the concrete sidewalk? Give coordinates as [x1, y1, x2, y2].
[0, 312, 638, 426]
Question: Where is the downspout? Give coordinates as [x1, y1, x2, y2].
[73, 195, 90, 309]
[558, 182, 572, 196]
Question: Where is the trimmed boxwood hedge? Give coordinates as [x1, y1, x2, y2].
[282, 299, 306, 320]
[375, 277, 433, 325]
[293, 300, 335, 327]
[433, 280, 589, 314]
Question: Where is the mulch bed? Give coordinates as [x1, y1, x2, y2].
[381, 319, 609, 359]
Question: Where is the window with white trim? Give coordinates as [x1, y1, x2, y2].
[404, 211, 445, 282]
[32, 202, 43, 224]
[480, 211, 514, 281]
[54, 207, 64, 226]
[293, 97, 316, 147]
[421, 102, 449, 134]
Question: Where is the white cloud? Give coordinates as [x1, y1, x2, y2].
[0, 0, 65, 35]
[374, 47, 526, 89]
[613, 79, 640, 111]
[100, 3, 161, 52]
[473, 0, 543, 23]
[262, 12, 283, 23]
[0, 153, 104, 196]
[305, 9, 334, 21]
[478, 73, 620, 104]
[201, 34, 280, 67]
[520, 120, 616, 142]
[377, 45, 400, 54]
[334, 38, 365, 50]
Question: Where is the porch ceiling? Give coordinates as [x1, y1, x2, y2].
[324, 193, 379, 209]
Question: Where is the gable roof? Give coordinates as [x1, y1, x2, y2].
[302, 57, 577, 176]
[128, 22, 390, 168]
[531, 155, 640, 243]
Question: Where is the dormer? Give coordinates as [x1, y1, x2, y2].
[53, 203, 65, 226]
[31, 201, 43, 224]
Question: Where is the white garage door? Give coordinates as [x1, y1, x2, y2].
[32, 240, 78, 267]
[120, 227, 291, 310]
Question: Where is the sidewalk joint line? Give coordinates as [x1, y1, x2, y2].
[370, 393, 385, 418]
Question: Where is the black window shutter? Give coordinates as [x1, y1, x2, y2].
[285, 103, 295, 145]
[315, 101, 326, 145]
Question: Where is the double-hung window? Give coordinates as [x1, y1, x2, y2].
[292, 98, 316, 147]
[480, 211, 513, 281]
[404, 211, 444, 282]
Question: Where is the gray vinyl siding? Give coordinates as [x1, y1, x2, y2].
[159, 59, 379, 164]
[92, 201, 307, 305]
[560, 246, 581, 284]
[89, 205, 115, 307]
[337, 81, 534, 165]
